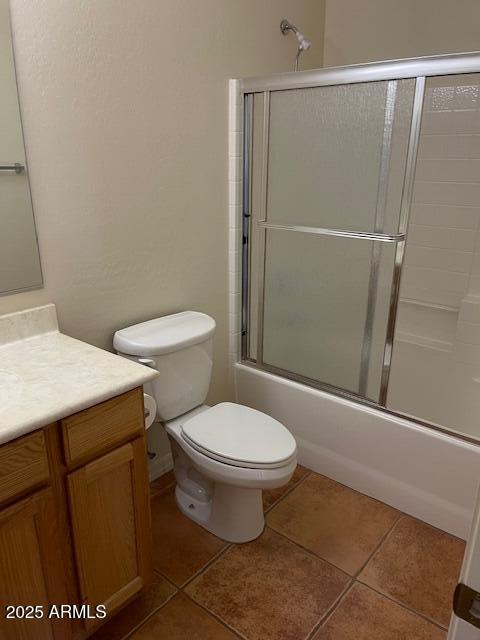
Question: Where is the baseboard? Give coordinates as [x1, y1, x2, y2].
[297, 436, 471, 540]
[148, 451, 173, 482]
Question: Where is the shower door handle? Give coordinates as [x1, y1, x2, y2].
[257, 220, 405, 243]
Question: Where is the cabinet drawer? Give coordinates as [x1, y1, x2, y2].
[61, 388, 145, 467]
[0, 430, 50, 506]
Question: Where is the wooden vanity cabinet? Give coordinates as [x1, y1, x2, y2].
[67, 437, 151, 631]
[0, 488, 70, 640]
[0, 428, 73, 640]
[0, 387, 151, 640]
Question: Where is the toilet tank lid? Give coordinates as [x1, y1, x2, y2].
[113, 311, 216, 356]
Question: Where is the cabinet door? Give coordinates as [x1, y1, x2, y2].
[67, 438, 151, 628]
[0, 490, 71, 640]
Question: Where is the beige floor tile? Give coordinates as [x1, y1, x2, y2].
[267, 473, 400, 575]
[89, 572, 176, 640]
[314, 583, 446, 640]
[151, 487, 227, 587]
[185, 527, 350, 640]
[130, 593, 238, 639]
[263, 464, 310, 512]
[359, 516, 465, 627]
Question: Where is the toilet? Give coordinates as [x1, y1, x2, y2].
[114, 311, 297, 543]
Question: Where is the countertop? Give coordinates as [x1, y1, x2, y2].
[0, 304, 159, 445]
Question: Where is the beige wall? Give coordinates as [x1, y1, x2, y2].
[2, 1, 324, 404]
[324, 0, 480, 67]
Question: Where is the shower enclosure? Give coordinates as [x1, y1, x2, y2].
[240, 54, 480, 445]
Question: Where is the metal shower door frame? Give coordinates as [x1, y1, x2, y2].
[239, 51, 480, 412]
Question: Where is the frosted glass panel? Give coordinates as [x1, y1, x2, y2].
[262, 230, 396, 400]
[387, 73, 480, 441]
[267, 80, 415, 233]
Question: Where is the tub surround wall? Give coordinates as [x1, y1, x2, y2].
[401, 75, 480, 313]
[386, 74, 480, 438]
[228, 79, 243, 384]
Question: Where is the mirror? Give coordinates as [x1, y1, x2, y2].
[0, 0, 42, 295]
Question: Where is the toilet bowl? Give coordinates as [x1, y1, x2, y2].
[166, 403, 296, 542]
[114, 311, 297, 543]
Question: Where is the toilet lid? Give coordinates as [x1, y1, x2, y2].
[181, 402, 296, 468]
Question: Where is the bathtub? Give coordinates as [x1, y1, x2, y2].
[235, 362, 480, 539]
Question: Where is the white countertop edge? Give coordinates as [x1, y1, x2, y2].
[0, 304, 160, 446]
[0, 373, 157, 446]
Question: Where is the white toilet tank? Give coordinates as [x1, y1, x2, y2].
[113, 311, 216, 421]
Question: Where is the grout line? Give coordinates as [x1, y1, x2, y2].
[308, 471, 413, 520]
[413, 201, 480, 208]
[265, 474, 414, 582]
[415, 179, 480, 184]
[153, 568, 179, 592]
[305, 579, 356, 640]
[126, 550, 252, 640]
[400, 264, 474, 275]
[417, 157, 480, 162]
[408, 230, 479, 238]
[182, 591, 247, 639]
[264, 469, 312, 514]
[265, 525, 352, 579]
[354, 515, 463, 631]
[352, 514, 407, 580]
[152, 466, 313, 593]
[355, 581, 449, 632]
[421, 132, 480, 137]
[149, 470, 456, 633]
[145, 471, 455, 638]
[407, 512, 467, 544]
[122, 581, 179, 640]
[404, 242, 475, 251]
[410, 222, 480, 230]
[179, 541, 234, 590]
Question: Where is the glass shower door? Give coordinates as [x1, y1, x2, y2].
[261, 230, 397, 399]
[245, 78, 419, 402]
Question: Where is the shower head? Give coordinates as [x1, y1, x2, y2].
[280, 18, 311, 71]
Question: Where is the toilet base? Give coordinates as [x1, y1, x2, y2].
[175, 482, 265, 543]
[166, 418, 296, 544]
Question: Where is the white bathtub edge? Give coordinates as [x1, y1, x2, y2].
[296, 435, 471, 538]
[235, 363, 480, 539]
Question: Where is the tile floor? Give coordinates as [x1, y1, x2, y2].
[92, 466, 465, 640]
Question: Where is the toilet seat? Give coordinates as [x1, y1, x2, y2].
[181, 402, 297, 470]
